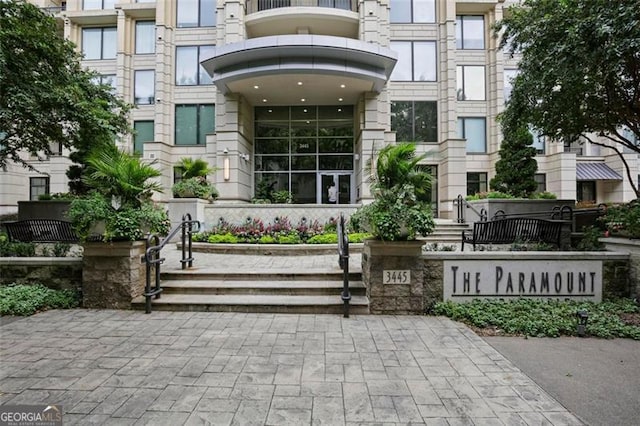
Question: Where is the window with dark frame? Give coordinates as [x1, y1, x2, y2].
[82, 27, 116, 60]
[534, 173, 546, 193]
[173, 167, 185, 184]
[456, 15, 485, 49]
[390, 0, 435, 23]
[175, 46, 215, 86]
[175, 104, 215, 145]
[30, 177, 50, 201]
[456, 65, 485, 101]
[391, 101, 438, 143]
[177, 0, 216, 28]
[390, 41, 437, 82]
[457, 117, 487, 153]
[466, 172, 487, 196]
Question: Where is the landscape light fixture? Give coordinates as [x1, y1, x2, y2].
[576, 310, 589, 337]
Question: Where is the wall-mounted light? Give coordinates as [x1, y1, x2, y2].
[223, 158, 230, 181]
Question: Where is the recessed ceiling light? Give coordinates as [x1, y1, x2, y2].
[306, 120, 310, 124]
[303, 109, 308, 113]
[253, 85, 259, 89]
[262, 99, 267, 102]
[297, 81, 303, 86]
[338, 98, 343, 102]
[268, 109, 273, 113]
[301, 98, 306, 102]
[338, 108, 342, 112]
[340, 84, 346, 88]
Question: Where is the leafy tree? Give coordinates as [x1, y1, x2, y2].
[497, 0, 640, 197]
[490, 124, 538, 197]
[0, 1, 130, 178]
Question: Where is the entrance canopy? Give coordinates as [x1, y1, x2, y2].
[200, 35, 397, 105]
[576, 163, 622, 181]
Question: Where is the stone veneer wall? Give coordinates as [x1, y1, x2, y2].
[0, 258, 82, 291]
[602, 238, 640, 299]
[204, 204, 360, 230]
[82, 241, 147, 309]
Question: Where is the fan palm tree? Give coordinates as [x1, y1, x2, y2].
[178, 157, 214, 179]
[84, 145, 162, 207]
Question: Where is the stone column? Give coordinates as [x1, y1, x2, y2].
[82, 241, 147, 309]
[362, 240, 425, 314]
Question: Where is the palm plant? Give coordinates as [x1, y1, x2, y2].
[177, 157, 214, 179]
[84, 145, 162, 207]
[352, 143, 435, 240]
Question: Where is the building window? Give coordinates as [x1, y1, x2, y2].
[530, 128, 545, 154]
[135, 21, 155, 54]
[84, 0, 116, 9]
[133, 121, 154, 155]
[458, 117, 486, 153]
[456, 16, 485, 49]
[390, 41, 437, 82]
[577, 181, 596, 203]
[93, 74, 116, 92]
[174, 167, 185, 184]
[175, 104, 215, 145]
[390, 0, 435, 23]
[134, 70, 155, 105]
[82, 27, 116, 60]
[177, 0, 216, 28]
[504, 69, 518, 103]
[30, 177, 50, 201]
[456, 66, 485, 101]
[467, 172, 487, 196]
[534, 174, 546, 193]
[391, 101, 437, 143]
[175, 46, 215, 86]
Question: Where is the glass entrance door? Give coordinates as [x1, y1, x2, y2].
[320, 173, 352, 204]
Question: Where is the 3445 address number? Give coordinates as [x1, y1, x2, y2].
[383, 270, 410, 284]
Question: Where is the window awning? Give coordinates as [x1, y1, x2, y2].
[576, 163, 622, 181]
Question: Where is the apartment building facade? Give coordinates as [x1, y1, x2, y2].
[1, 0, 637, 217]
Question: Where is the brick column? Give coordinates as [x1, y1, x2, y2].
[82, 241, 147, 309]
[362, 240, 425, 314]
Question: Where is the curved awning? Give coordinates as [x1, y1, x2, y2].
[200, 35, 397, 104]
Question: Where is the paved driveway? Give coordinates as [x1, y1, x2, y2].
[0, 310, 581, 425]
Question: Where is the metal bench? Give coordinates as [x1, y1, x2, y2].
[2, 219, 78, 243]
[461, 217, 565, 251]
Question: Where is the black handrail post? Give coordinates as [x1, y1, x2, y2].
[181, 214, 187, 270]
[145, 237, 152, 314]
[338, 213, 351, 318]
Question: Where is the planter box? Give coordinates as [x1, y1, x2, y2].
[82, 240, 146, 309]
[601, 237, 640, 299]
[18, 200, 72, 221]
[168, 198, 209, 241]
[466, 199, 574, 225]
[362, 239, 425, 314]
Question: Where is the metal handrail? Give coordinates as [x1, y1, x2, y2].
[454, 194, 487, 224]
[247, 0, 357, 14]
[143, 213, 201, 314]
[337, 213, 351, 318]
[492, 205, 574, 221]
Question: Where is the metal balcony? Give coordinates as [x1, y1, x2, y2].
[247, 0, 357, 14]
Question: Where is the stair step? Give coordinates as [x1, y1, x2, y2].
[160, 280, 366, 296]
[132, 294, 370, 314]
[160, 271, 362, 282]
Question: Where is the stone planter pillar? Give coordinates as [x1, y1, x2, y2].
[601, 237, 640, 299]
[362, 239, 425, 314]
[168, 198, 209, 241]
[82, 241, 146, 309]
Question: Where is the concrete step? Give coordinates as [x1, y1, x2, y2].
[160, 270, 362, 282]
[132, 294, 370, 314]
[160, 279, 366, 296]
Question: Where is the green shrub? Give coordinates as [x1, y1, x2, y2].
[272, 190, 293, 204]
[0, 284, 79, 316]
[575, 226, 605, 251]
[433, 298, 640, 339]
[258, 235, 276, 244]
[466, 191, 516, 201]
[307, 234, 338, 244]
[172, 177, 219, 200]
[531, 191, 557, 199]
[602, 201, 640, 238]
[207, 233, 238, 244]
[348, 233, 372, 243]
[0, 237, 36, 257]
[277, 233, 301, 244]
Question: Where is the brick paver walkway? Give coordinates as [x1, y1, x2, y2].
[0, 310, 582, 425]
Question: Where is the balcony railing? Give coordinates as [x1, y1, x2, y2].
[247, 0, 357, 14]
[41, 5, 66, 16]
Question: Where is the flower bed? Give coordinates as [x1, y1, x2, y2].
[193, 216, 371, 244]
